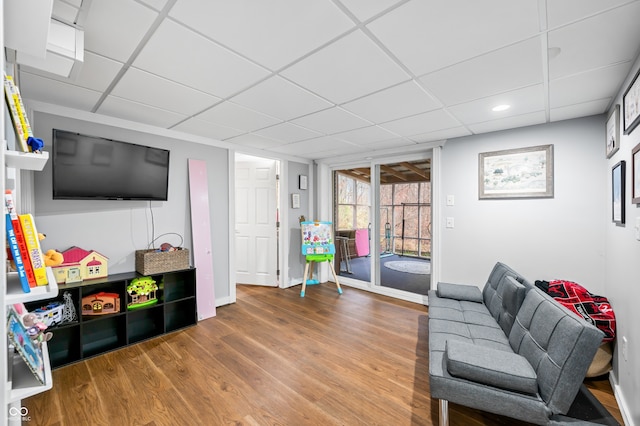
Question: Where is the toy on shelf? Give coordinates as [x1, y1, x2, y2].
[22, 311, 53, 347]
[61, 291, 77, 323]
[33, 301, 64, 327]
[82, 292, 120, 316]
[127, 276, 159, 310]
[50, 246, 108, 284]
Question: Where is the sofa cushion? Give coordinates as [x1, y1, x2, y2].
[437, 282, 483, 302]
[444, 339, 538, 395]
[497, 276, 527, 333]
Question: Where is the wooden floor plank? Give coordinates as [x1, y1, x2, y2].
[23, 284, 623, 426]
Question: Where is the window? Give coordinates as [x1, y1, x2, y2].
[337, 173, 370, 230]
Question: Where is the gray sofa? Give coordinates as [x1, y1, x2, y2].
[428, 262, 605, 425]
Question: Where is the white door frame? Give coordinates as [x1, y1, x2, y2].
[318, 147, 442, 305]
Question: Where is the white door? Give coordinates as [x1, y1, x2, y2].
[235, 157, 278, 286]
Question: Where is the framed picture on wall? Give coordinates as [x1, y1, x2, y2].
[612, 160, 625, 225]
[606, 105, 620, 158]
[623, 68, 640, 135]
[633, 143, 640, 204]
[479, 144, 554, 199]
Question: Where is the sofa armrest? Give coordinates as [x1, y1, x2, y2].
[437, 282, 483, 303]
[444, 340, 538, 395]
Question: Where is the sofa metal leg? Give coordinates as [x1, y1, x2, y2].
[439, 399, 449, 426]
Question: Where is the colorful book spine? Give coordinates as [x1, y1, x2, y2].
[7, 75, 34, 147]
[5, 213, 30, 293]
[18, 214, 48, 286]
[3, 73, 28, 152]
[4, 191, 36, 287]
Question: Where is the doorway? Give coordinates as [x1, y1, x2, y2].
[333, 158, 431, 296]
[234, 154, 280, 286]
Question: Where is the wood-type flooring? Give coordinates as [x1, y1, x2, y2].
[24, 283, 624, 425]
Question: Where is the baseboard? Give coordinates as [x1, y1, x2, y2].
[609, 371, 634, 426]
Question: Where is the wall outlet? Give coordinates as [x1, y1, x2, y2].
[622, 336, 628, 362]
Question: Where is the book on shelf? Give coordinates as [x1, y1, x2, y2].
[6, 304, 46, 385]
[4, 190, 36, 288]
[18, 214, 48, 286]
[5, 213, 31, 293]
[3, 72, 31, 152]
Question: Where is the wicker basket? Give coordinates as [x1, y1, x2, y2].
[135, 248, 190, 275]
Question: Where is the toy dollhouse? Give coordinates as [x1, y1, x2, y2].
[82, 292, 120, 316]
[51, 246, 108, 284]
[127, 276, 159, 310]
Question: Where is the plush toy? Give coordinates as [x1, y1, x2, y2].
[22, 313, 53, 347]
[44, 249, 64, 266]
[159, 242, 176, 252]
[27, 136, 45, 153]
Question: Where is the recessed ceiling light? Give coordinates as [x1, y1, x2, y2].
[492, 104, 511, 112]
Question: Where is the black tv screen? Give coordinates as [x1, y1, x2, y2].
[52, 129, 170, 201]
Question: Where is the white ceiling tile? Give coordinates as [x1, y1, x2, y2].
[333, 125, 399, 144]
[550, 99, 611, 122]
[364, 138, 416, 150]
[546, 0, 632, 29]
[171, 118, 244, 141]
[97, 96, 188, 127]
[231, 76, 333, 121]
[550, 63, 630, 108]
[380, 110, 461, 137]
[548, 2, 640, 79]
[169, 0, 354, 70]
[138, 0, 169, 11]
[367, 0, 540, 75]
[467, 111, 547, 134]
[339, 0, 404, 22]
[254, 123, 322, 144]
[269, 136, 361, 156]
[448, 85, 545, 124]
[342, 81, 440, 124]
[282, 30, 410, 104]
[52, 1, 79, 24]
[409, 127, 473, 143]
[195, 102, 281, 132]
[420, 38, 543, 106]
[111, 67, 221, 115]
[134, 20, 270, 98]
[19, 72, 102, 111]
[226, 134, 286, 150]
[20, 51, 123, 92]
[291, 107, 371, 134]
[84, 0, 158, 62]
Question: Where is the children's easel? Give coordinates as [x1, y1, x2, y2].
[300, 221, 342, 298]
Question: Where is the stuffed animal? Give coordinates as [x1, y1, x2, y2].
[27, 136, 45, 153]
[22, 313, 53, 347]
[44, 249, 64, 266]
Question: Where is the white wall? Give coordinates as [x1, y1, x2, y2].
[287, 160, 312, 286]
[605, 59, 640, 426]
[440, 116, 607, 293]
[31, 112, 232, 305]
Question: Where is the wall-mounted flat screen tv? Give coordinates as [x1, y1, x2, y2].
[52, 129, 170, 201]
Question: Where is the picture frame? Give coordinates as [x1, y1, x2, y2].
[479, 144, 554, 199]
[299, 174, 308, 190]
[632, 143, 640, 204]
[612, 160, 625, 225]
[606, 105, 620, 158]
[623, 67, 640, 135]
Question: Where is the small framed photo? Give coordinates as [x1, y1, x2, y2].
[291, 193, 301, 209]
[606, 105, 620, 158]
[612, 160, 625, 225]
[299, 175, 308, 190]
[632, 143, 640, 204]
[623, 68, 640, 135]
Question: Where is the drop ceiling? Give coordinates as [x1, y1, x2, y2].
[13, 0, 640, 163]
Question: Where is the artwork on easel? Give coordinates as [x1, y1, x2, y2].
[301, 221, 335, 255]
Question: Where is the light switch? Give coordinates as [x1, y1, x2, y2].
[446, 217, 454, 228]
[446, 195, 455, 206]
[635, 217, 640, 241]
